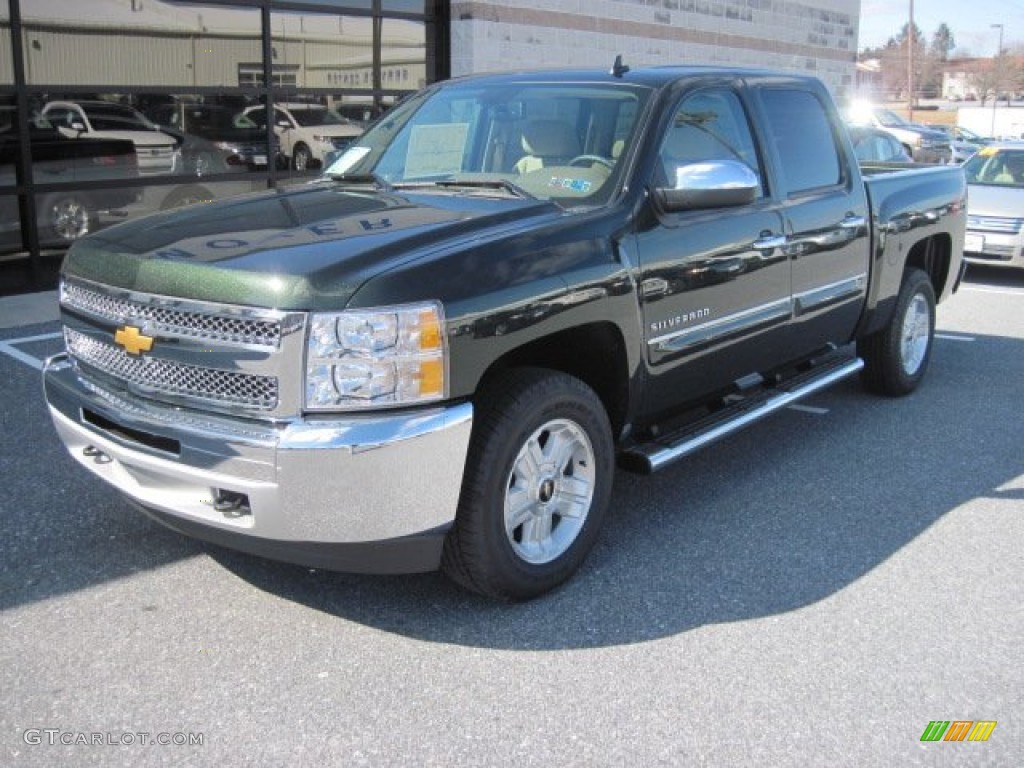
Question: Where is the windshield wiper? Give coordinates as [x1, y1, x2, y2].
[427, 178, 535, 199]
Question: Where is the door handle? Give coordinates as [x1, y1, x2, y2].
[840, 214, 866, 230]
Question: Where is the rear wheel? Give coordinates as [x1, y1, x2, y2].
[442, 369, 614, 600]
[858, 267, 936, 396]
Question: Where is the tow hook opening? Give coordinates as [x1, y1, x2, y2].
[213, 489, 251, 518]
[82, 444, 112, 464]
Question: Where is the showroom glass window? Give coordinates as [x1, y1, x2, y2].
[0, 0, 442, 276]
[2, 0, 20, 256]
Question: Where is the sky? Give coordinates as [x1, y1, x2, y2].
[858, 0, 1024, 55]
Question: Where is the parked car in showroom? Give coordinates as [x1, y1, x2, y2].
[243, 102, 363, 171]
[961, 143, 1024, 270]
[41, 100, 178, 175]
[847, 125, 913, 163]
[1, 108, 139, 248]
[145, 103, 280, 172]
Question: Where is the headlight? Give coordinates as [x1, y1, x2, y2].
[305, 302, 446, 411]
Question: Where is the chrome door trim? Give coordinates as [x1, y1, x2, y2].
[648, 296, 793, 354]
[793, 273, 867, 316]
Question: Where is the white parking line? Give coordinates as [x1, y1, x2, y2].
[0, 331, 63, 371]
[961, 284, 1024, 296]
[936, 333, 976, 342]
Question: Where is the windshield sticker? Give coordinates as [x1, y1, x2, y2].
[326, 146, 370, 174]
[547, 176, 593, 194]
[406, 123, 470, 178]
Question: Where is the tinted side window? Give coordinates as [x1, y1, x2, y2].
[658, 88, 762, 195]
[246, 107, 268, 129]
[760, 88, 841, 194]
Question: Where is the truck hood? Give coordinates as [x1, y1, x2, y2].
[966, 183, 1024, 218]
[905, 124, 948, 141]
[87, 129, 177, 148]
[63, 181, 560, 310]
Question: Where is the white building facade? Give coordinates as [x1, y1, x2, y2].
[450, 0, 860, 95]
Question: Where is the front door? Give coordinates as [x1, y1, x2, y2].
[635, 86, 791, 419]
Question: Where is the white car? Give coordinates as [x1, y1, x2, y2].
[962, 144, 1024, 270]
[243, 103, 363, 171]
[41, 100, 179, 176]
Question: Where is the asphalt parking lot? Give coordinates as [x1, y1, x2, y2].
[1, 267, 1021, 767]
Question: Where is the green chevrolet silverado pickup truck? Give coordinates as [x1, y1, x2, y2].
[43, 63, 966, 600]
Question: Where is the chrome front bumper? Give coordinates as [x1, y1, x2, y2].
[963, 232, 1024, 269]
[43, 354, 473, 573]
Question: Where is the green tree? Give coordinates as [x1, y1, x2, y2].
[930, 24, 955, 62]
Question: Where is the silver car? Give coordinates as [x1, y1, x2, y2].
[962, 144, 1024, 270]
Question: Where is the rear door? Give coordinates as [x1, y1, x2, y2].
[635, 83, 791, 418]
[754, 84, 870, 354]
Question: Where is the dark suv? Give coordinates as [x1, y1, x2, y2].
[146, 104, 279, 172]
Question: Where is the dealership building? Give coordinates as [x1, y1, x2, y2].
[0, 0, 859, 294]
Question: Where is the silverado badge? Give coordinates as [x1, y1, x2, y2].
[114, 325, 153, 356]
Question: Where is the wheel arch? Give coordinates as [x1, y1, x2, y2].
[904, 232, 953, 301]
[474, 321, 631, 440]
[159, 184, 215, 210]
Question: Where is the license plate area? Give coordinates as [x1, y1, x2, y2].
[965, 233, 985, 252]
[82, 408, 181, 456]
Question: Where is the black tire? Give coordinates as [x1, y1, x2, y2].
[41, 193, 94, 243]
[858, 268, 936, 396]
[292, 143, 311, 171]
[442, 368, 615, 601]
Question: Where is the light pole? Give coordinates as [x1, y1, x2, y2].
[908, 0, 915, 121]
[991, 23, 1004, 136]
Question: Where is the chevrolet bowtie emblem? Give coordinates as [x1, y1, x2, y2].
[114, 325, 154, 356]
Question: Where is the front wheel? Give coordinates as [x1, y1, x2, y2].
[41, 193, 94, 244]
[291, 143, 312, 171]
[858, 267, 936, 396]
[442, 369, 614, 601]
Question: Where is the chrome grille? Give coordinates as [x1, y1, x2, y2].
[61, 280, 282, 347]
[65, 328, 279, 411]
[966, 245, 1014, 260]
[966, 215, 1024, 234]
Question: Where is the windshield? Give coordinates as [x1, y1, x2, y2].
[963, 146, 1024, 188]
[82, 103, 156, 131]
[325, 80, 652, 207]
[183, 107, 255, 132]
[289, 107, 349, 127]
[874, 108, 907, 127]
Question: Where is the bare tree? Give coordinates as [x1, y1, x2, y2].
[878, 23, 927, 101]
[969, 60, 1002, 106]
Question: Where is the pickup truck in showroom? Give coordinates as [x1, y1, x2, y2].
[43, 63, 967, 600]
